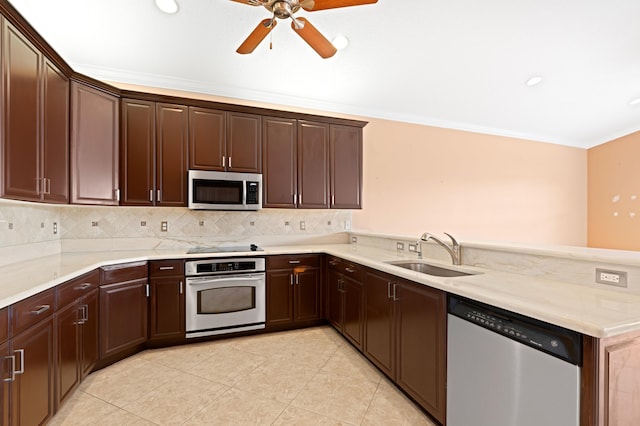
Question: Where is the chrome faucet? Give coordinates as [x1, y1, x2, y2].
[418, 232, 461, 265]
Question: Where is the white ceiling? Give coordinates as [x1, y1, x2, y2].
[8, 0, 640, 148]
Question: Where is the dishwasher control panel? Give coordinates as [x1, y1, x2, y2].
[448, 296, 582, 365]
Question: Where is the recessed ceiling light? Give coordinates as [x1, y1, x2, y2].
[629, 98, 640, 106]
[155, 0, 179, 14]
[332, 35, 349, 50]
[525, 76, 543, 87]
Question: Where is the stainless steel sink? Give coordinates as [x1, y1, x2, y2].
[386, 261, 476, 277]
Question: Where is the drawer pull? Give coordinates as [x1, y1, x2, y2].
[345, 267, 356, 273]
[74, 283, 93, 290]
[329, 261, 339, 266]
[14, 349, 25, 377]
[289, 260, 301, 265]
[3, 355, 15, 382]
[30, 305, 50, 315]
[159, 266, 175, 271]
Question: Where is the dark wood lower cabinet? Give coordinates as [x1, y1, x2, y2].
[11, 317, 56, 426]
[363, 268, 447, 424]
[325, 257, 365, 351]
[149, 276, 185, 342]
[99, 262, 149, 360]
[395, 280, 447, 424]
[266, 255, 322, 329]
[1, 341, 9, 426]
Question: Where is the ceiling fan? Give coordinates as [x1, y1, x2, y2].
[232, 0, 378, 58]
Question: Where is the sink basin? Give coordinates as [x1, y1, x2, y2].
[386, 261, 475, 277]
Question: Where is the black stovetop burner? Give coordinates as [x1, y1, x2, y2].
[186, 244, 262, 254]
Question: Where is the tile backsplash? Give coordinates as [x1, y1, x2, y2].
[0, 199, 351, 251]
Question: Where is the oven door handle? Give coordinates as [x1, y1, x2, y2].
[186, 275, 264, 285]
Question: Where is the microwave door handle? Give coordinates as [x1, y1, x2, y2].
[187, 275, 264, 285]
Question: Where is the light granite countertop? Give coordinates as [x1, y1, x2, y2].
[2, 243, 640, 339]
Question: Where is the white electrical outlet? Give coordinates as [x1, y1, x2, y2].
[397, 242, 405, 251]
[408, 243, 418, 252]
[595, 268, 627, 287]
[161, 221, 168, 232]
[300, 221, 306, 230]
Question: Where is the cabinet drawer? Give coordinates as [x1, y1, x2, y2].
[12, 288, 56, 335]
[100, 261, 148, 285]
[149, 259, 185, 277]
[0, 307, 8, 344]
[57, 269, 99, 308]
[267, 254, 321, 270]
[327, 256, 365, 282]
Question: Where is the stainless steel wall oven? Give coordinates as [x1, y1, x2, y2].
[185, 258, 265, 338]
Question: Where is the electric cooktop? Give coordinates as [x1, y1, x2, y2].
[186, 244, 262, 254]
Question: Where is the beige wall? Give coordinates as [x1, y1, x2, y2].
[588, 131, 640, 250]
[112, 82, 588, 246]
[352, 119, 587, 245]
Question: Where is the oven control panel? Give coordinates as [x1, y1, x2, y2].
[185, 258, 266, 276]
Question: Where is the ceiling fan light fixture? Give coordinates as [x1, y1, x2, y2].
[629, 98, 640, 106]
[332, 34, 349, 50]
[155, 0, 179, 14]
[525, 76, 543, 87]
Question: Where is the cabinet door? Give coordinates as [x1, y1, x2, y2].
[342, 277, 364, 351]
[121, 99, 155, 206]
[189, 107, 225, 171]
[1, 341, 9, 426]
[364, 271, 395, 377]
[330, 125, 362, 209]
[149, 277, 185, 341]
[55, 301, 81, 408]
[266, 269, 294, 327]
[395, 281, 446, 424]
[325, 268, 343, 330]
[298, 121, 329, 208]
[42, 58, 69, 203]
[70, 81, 120, 205]
[2, 21, 41, 201]
[227, 112, 261, 173]
[11, 317, 55, 426]
[156, 103, 188, 206]
[295, 267, 321, 322]
[262, 117, 297, 208]
[80, 289, 100, 379]
[100, 278, 148, 358]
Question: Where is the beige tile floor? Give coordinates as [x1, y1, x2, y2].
[50, 326, 437, 425]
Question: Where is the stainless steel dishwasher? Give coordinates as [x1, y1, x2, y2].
[447, 296, 582, 426]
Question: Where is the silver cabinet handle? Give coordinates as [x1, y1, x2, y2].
[145, 284, 150, 298]
[74, 283, 93, 290]
[289, 260, 301, 265]
[179, 281, 183, 294]
[295, 273, 300, 285]
[157, 190, 161, 202]
[290, 274, 294, 286]
[115, 188, 121, 201]
[222, 156, 226, 168]
[30, 305, 50, 315]
[82, 304, 89, 322]
[14, 349, 25, 376]
[159, 266, 175, 271]
[3, 354, 15, 382]
[47, 178, 51, 195]
[332, 195, 335, 206]
[345, 267, 356, 273]
[387, 282, 393, 299]
[392, 284, 399, 301]
[149, 190, 153, 202]
[228, 157, 232, 168]
[329, 261, 339, 266]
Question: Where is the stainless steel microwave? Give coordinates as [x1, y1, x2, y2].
[188, 170, 262, 210]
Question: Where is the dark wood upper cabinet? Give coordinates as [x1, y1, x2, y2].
[120, 98, 155, 206]
[1, 20, 68, 203]
[189, 106, 225, 171]
[70, 81, 120, 205]
[330, 125, 362, 209]
[120, 99, 188, 206]
[42, 58, 69, 203]
[298, 120, 330, 208]
[262, 117, 297, 208]
[155, 103, 188, 206]
[227, 112, 261, 173]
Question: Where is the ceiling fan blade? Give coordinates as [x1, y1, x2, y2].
[237, 19, 277, 54]
[291, 18, 337, 58]
[300, 0, 377, 12]
[230, 0, 263, 6]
